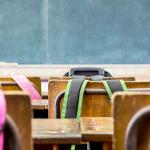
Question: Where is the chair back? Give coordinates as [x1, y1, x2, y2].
[113, 92, 150, 150]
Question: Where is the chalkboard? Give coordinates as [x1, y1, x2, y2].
[0, 0, 150, 64]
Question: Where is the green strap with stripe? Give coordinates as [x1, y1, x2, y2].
[103, 80, 128, 99]
[76, 80, 88, 121]
[120, 80, 128, 92]
[61, 79, 72, 118]
[71, 80, 88, 150]
[103, 80, 113, 99]
[61, 79, 88, 150]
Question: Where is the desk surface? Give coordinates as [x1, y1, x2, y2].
[80, 117, 113, 142]
[32, 119, 81, 144]
[32, 99, 48, 110]
[32, 117, 113, 144]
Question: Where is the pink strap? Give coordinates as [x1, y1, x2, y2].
[12, 75, 42, 100]
[0, 90, 6, 150]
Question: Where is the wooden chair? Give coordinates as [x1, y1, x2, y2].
[113, 92, 150, 150]
[0, 77, 48, 117]
[49, 80, 150, 118]
[49, 76, 135, 81]
[0, 76, 41, 95]
[4, 91, 32, 150]
[49, 80, 150, 150]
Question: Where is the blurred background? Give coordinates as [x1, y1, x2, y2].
[0, 0, 150, 64]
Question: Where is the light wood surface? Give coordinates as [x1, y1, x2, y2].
[5, 91, 32, 150]
[0, 77, 48, 110]
[32, 117, 113, 145]
[80, 117, 113, 142]
[32, 99, 48, 110]
[32, 119, 81, 144]
[113, 92, 150, 150]
[0, 76, 41, 95]
[49, 76, 135, 81]
[49, 80, 150, 118]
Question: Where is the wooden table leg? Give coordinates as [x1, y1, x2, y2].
[102, 142, 112, 150]
[53, 145, 59, 150]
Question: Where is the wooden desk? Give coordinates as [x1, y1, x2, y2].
[32, 117, 113, 149]
[32, 99, 48, 110]
[80, 117, 113, 142]
[32, 119, 81, 144]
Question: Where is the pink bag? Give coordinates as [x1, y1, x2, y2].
[0, 90, 6, 150]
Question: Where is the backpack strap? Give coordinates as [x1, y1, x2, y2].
[61, 80, 72, 118]
[71, 80, 88, 150]
[65, 79, 85, 118]
[0, 90, 6, 150]
[12, 75, 42, 100]
[61, 79, 88, 150]
[103, 80, 128, 99]
[89, 80, 128, 150]
[61, 79, 87, 118]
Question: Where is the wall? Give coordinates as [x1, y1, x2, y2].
[0, 0, 150, 64]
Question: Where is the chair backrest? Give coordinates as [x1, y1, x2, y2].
[48, 80, 150, 118]
[113, 92, 150, 150]
[0, 77, 41, 95]
[4, 91, 32, 150]
[49, 76, 135, 81]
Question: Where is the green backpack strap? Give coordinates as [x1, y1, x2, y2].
[61, 79, 72, 118]
[71, 80, 88, 150]
[77, 80, 88, 121]
[103, 80, 128, 99]
[61, 79, 89, 150]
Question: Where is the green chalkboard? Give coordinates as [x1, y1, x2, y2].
[0, 0, 150, 64]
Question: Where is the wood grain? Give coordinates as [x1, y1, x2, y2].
[0, 77, 48, 111]
[0, 76, 41, 95]
[48, 80, 150, 118]
[80, 117, 113, 142]
[113, 92, 150, 150]
[5, 91, 32, 150]
[32, 119, 81, 144]
[32, 99, 48, 110]
[49, 76, 135, 81]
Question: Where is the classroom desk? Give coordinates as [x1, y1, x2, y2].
[32, 119, 81, 144]
[80, 117, 113, 150]
[80, 117, 113, 142]
[32, 99, 48, 110]
[32, 117, 113, 145]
